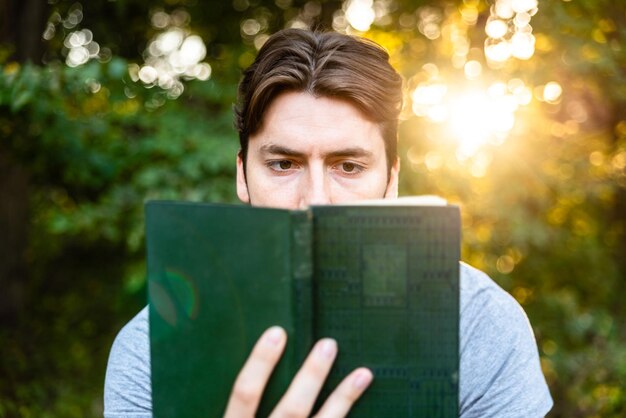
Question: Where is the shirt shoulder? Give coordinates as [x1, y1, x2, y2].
[104, 306, 152, 418]
[459, 263, 553, 417]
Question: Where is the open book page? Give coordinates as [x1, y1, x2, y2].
[332, 195, 447, 206]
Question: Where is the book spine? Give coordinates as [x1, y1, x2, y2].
[290, 210, 314, 371]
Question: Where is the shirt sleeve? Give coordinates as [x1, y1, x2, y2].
[104, 306, 153, 418]
[459, 264, 553, 418]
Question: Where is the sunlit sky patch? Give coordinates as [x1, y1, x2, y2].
[131, 9, 211, 99]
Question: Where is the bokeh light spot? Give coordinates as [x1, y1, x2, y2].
[344, 0, 376, 32]
[425, 151, 444, 171]
[63, 29, 100, 67]
[589, 151, 604, 167]
[512, 0, 538, 13]
[241, 19, 262, 36]
[541, 340, 558, 356]
[254, 34, 270, 50]
[135, 10, 212, 98]
[496, 255, 515, 274]
[138, 66, 158, 84]
[513, 286, 531, 303]
[543, 82, 563, 103]
[486, 19, 508, 38]
[151, 10, 170, 28]
[511, 32, 535, 59]
[485, 38, 512, 63]
[464, 60, 482, 79]
[613, 152, 626, 170]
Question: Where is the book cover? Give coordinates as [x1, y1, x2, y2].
[147, 198, 460, 417]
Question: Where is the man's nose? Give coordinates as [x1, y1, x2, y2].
[300, 165, 331, 208]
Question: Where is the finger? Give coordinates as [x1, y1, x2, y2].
[269, 338, 338, 418]
[313, 368, 373, 418]
[224, 326, 287, 418]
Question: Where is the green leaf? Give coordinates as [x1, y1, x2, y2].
[11, 90, 32, 112]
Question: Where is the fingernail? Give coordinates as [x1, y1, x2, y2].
[353, 369, 373, 390]
[316, 339, 337, 360]
[264, 326, 284, 346]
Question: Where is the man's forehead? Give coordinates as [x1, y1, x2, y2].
[249, 92, 384, 151]
[260, 92, 373, 127]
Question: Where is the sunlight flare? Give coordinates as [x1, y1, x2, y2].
[412, 82, 526, 157]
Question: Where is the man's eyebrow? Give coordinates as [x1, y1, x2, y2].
[259, 144, 374, 159]
[260, 144, 306, 158]
[325, 147, 373, 159]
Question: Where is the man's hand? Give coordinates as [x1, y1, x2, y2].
[223, 326, 373, 418]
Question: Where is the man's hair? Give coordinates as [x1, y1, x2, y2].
[235, 29, 403, 173]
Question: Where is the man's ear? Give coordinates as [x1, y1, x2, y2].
[384, 157, 400, 199]
[236, 151, 250, 204]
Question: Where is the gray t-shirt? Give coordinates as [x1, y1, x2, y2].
[104, 263, 553, 417]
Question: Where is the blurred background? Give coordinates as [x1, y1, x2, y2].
[1, 0, 625, 416]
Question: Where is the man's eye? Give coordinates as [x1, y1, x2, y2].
[269, 160, 294, 171]
[340, 162, 363, 174]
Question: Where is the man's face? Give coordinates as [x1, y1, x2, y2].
[237, 91, 399, 210]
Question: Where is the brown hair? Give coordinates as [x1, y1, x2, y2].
[235, 29, 403, 173]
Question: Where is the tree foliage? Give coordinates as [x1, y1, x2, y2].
[0, 0, 625, 416]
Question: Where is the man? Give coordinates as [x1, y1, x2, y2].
[105, 29, 553, 417]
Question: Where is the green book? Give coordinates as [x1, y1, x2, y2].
[147, 197, 460, 417]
